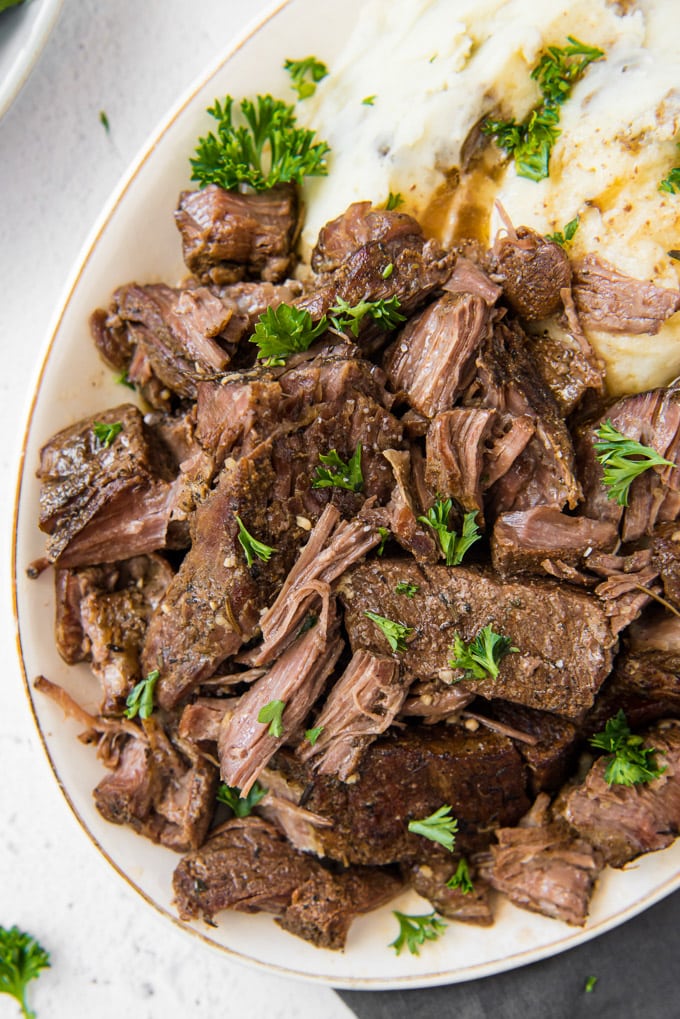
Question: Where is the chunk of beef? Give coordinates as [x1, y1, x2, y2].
[559, 720, 680, 867]
[490, 224, 571, 320]
[425, 408, 498, 522]
[442, 256, 502, 306]
[339, 560, 617, 721]
[384, 293, 492, 418]
[400, 682, 474, 723]
[576, 385, 680, 543]
[271, 725, 529, 865]
[172, 816, 402, 949]
[468, 322, 581, 515]
[382, 449, 438, 562]
[218, 623, 344, 795]
[491, 507, 618, 579]
[482, 700, 580, 795]
[94, 717, 219, 852]
[526, 314, 604, 416]
[55, 554, 174, 712]
[406, 860, 493, 925]
[142, 442, 304, 709]
[175, 183, 299, 285]
[572, 255, 680, 334]
[298, 650, 405, 781]
[311, 201, 425, 274]
[37, 404, 179, 567]
[480, 794, 601, 926]
[650, 522, 680, 610]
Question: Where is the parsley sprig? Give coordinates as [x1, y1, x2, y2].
[545, 216, 579, 246]
[283, 56, 328, 100]
[312, 443, 364, 492]
[589, 710, 666, 787]
[329, 295, 406, 337]
[482, 37, 604, 181]
[364, 611, 413, 654]
[593, 420, 674, 507]
[258, 699, 286, 737]
[92, 420, 123, 448]
[235, 515, 277, 568]
[0, 926, 50, 1019]
[395, 581, 419, 598]
[217, 780, 266, 816]
[447, 857, 474, 895]
[408, 805, 458, 852]
[449, 625, 518, 681]
[389, 912, 447, 956]
[190, 94, 330, 191]
[384, 191, 404, 210]
[124, 669, 160, 720]
[305, 725, 324, 746]
[418, 502, 481, 566]
[250, 305, 328, 365]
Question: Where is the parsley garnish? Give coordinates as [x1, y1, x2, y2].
[376, 527, 390, 556]
[408, 804, 458, 852]
[0, 0, 25, 8]
[389, 912, 447, 956]
[217, 780, 266, 816]
[381, 262, 394, 279]
[384, 192, 404, 210]
[305, 725, 324, 746]
[483, 37, 604, 181]
[235, 514, 277, 568]
[446, 857, 474, 895]
[659, 143, 680, 194]
[668, 250, 680, 261]
[329, 295, 406, 337]
[364, 611, 413, 654]
[585, 976, 598, 994]
[250, 304, 328, 366]
[418, 502, 481, 566]
[114, 370, 134, 390]
[124, 669, 160, 720]
[190, 94, 330, 191]
[311, 443, 363, 492]
[283, 56, 328, 100]
[99, 110, 110, 133]
[593, 420, 674, 507]
[449, 626, 518, 681]
[545, 216, 579, 246]
[395, 581, 419, 598]
[92, 420, 122, 448]
[258, 699, 286, 737]
[362, 95, 377, 106]
[0, 926, 50, 1019]
[589, 710, 666, 786]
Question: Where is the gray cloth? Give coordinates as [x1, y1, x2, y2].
[337, 888, 680, 1019]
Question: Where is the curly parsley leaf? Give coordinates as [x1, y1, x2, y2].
[384, 191, 404, 210]
[418, 502, 481, 566]
[483, 37, 604, 181]
[364, 611, 413, 654]
[190, 94, 330, 191]
[449, 625, 518, 681]
[593, 419, 674, 507]
[389, 911, 447, 956]
[250, 304, 328, 366]
[329, 295, 406, 337]
[124, 669, 160, 720]
[235, 515, 277, 568]
[311, 442, 364, 492]
[92, 420, 123, 448]
[395, 581, 419, 598]
[446, 857, 474, 895]
[0, 926, 50, 1019]
[584, 976, 598, 994]
[408, 804, 458, 852]
[257, 699, 286, 738]
[545, 216, 579, 246]
[362, 95, 377, 106]
[304, 725, 324, 746]
[217, 780, 266, 817]
[284, 56, 328, 100]
[589, 709, 666, 786]
[376, 527, 391, 556]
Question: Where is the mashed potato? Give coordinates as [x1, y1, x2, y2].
[298, 0, 680, 395]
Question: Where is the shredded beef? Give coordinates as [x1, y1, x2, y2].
[572, 255, 680, 335]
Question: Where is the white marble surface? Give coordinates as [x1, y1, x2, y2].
[0, 2, 355, 1017]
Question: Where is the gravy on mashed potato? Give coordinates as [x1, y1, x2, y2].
[298, 0, 680, 395]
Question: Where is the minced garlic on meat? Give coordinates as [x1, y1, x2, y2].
[298, 0, 680, 396]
